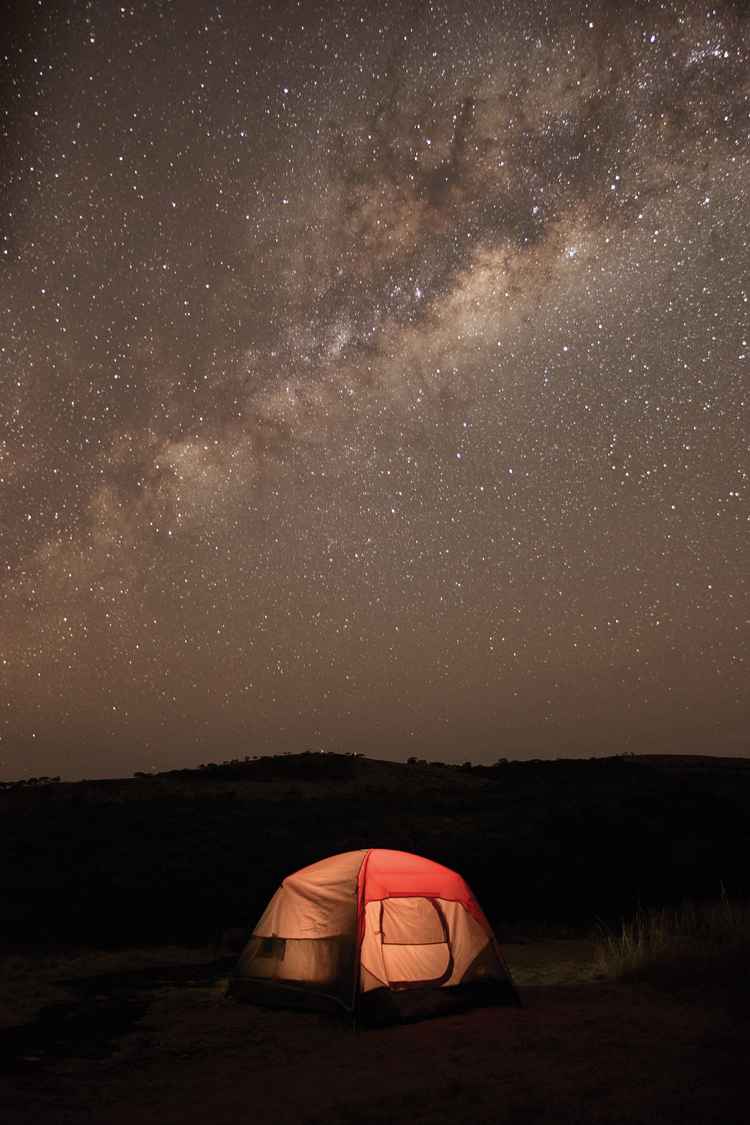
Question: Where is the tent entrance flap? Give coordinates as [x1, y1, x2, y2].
[374, 897, 454, 989]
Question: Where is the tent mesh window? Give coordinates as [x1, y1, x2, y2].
[237, 934, 356, 1005]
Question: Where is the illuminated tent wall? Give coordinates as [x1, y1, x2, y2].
[230, 848, 519, 1024]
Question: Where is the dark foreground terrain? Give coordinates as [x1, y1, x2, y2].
[2, 754, 749, 1122]
[1, 942, 746, 1125]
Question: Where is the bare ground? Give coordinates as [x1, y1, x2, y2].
[0, 942, 745, 1124]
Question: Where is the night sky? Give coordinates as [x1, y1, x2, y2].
[1, 0, 747, 780]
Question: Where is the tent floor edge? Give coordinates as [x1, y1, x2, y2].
[358, 978, 521, 1027]
[227, 977, 351, 1017]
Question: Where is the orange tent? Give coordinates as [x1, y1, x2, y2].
[230, 848, 519, 1024]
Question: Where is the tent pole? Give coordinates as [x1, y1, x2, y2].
[351, 849, 372, 1031]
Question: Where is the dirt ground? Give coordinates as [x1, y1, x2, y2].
[0, 941, 745, 1124]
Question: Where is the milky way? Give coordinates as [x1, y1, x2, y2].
[1, 0, 747, 779]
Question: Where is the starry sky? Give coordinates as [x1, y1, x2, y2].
[1, 0, 747, 780]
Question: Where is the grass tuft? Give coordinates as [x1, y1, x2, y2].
[595, 893, 750, 981]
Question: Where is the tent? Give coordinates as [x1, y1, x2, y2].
[230, 848, 519, 1024]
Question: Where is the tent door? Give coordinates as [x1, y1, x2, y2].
[379, 897, 454, 990]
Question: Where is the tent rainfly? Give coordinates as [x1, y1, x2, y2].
[230, 848, 519, 1024]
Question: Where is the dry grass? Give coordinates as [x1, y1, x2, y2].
[595, 894, 750, 980]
